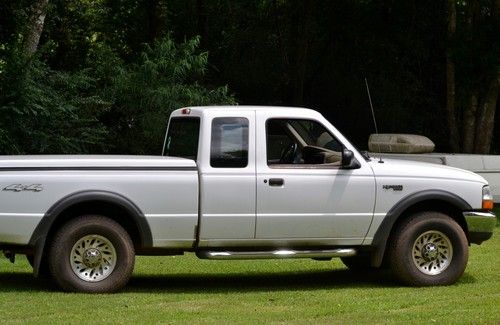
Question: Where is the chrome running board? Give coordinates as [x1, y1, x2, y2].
[196, 248, 356, 260]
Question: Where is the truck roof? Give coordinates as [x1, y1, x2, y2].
[185, 105, 312, 111]
[171, 105, 322, 118]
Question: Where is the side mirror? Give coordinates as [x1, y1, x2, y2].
[341, 149, 361, 169]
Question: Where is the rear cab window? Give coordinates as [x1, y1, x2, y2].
[164, 117, 200, 160]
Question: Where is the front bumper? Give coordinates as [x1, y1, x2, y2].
[463, 211, 497, 244]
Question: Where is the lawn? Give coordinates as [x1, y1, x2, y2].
[0, 231, 498, 324]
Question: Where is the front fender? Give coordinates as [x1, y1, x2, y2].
[370, 190, 472, 267]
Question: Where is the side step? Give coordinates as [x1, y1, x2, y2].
[196, 248, 356, 260]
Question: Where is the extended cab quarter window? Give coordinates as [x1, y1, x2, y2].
[210, 117, 249, 168]
[164, 117, 200, 160]
[266, 119, 343, 167]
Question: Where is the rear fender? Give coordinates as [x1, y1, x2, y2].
[29, 190, 152, 276]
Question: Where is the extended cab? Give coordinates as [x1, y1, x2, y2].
[0, 106, 496, 292]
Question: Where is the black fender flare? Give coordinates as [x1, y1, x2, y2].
[370, 189, 472, 267]
[29, 190, 153, 276]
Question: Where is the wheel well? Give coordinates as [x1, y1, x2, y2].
[45, 200, 143, 251]
[391, 199, 467, 235]
[382, 199, 468, 264]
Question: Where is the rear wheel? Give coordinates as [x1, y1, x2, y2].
[48, 215, 135, 293]
[389, 212, 468, 286]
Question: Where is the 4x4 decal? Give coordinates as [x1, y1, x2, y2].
[2, 184, 43, 192]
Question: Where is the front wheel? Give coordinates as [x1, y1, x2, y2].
[48, 215, 135, 293]
[389, 212, 468, 286]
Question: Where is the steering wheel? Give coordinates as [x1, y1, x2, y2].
[279, 142, 298, 164]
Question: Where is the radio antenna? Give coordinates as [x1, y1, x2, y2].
[365, 77, 378, 134]
[365, 77, 384, 163]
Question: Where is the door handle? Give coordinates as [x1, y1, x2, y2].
[268, 178, 284, 186]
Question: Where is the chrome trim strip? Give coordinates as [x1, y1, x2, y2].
[463, 211, 497, 233]
[0, 213, 44, 217]
[202, 213, 255, 217]
[200, 213, 383, 218]
[197, 248, 356, 260]
[145, 213, 198, 218]
[257, 213, 378, 217]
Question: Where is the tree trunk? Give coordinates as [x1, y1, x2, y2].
[462, 0, 478, 154]
[471, 0, 499, 154]
[474, 73, 500, 154]
[445, 0, 460, 152]
[463, 92, 478, 153]
[22, 0, 49, 57]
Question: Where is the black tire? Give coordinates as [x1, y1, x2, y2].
[48, 215, 135, 293]
[389, 211, 468, 286]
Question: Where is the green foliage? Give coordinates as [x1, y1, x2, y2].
[97, 36, 235, 154]
[0, 0, 497, 154]
[0, 34, 234, 154]
[0, 50, 109, 154]
[0, 1, 235, 154]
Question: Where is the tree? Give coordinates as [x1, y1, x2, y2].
[0, 54, 110, 154]
[0, 0, 497, 154]
[447, 0, 499, 153]
[0, 0, 110, 154]
[22, 0, 49, 57]
[99, 36, 235, 154]
[472, 0, 499, 153]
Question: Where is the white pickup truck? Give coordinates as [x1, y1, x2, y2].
[0, 106, 496, 293]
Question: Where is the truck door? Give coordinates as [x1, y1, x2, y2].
[255, 113, 376, 246]
[197, 110, 256, 245]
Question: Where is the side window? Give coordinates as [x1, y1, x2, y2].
[210, 117, 249, 168]
[266, 120, 297, 164]
[266, 119, 343, 166]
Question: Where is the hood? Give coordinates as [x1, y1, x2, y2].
[368, 158, 487, 185]
[0, 155, 196, 169]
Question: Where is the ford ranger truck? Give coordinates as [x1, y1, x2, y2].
[0, 106, 496, 293]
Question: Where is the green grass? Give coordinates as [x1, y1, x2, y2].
[1, 232, 499, 324]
